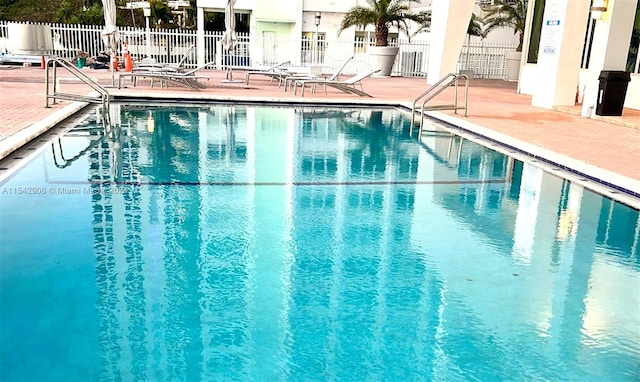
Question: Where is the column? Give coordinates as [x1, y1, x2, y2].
[581, 0, 638, 117]
[531, 0, 591, 109]
[426, 0, 475, 84]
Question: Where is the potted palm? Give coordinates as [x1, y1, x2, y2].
[482, 0, 528, 81]
[337, 0, 431, 77]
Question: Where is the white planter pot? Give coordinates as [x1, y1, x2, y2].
[505, 50, 522, 81]
[368, 46, 399, 77]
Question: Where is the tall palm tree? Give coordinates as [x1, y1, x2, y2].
[464, 13, 485, 70]
[337, 0, 431, 46]
[482, 0, 528, 52]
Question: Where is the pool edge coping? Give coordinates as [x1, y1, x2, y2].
[0, 101, 89, 162]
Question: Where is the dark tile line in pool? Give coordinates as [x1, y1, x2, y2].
[434, 118, 640, 200]
[45, 179, 508, 187]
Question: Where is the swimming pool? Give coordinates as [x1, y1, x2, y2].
[0, 103, 638, 380]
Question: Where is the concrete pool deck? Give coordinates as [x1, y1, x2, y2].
[1, 64, 639, 206]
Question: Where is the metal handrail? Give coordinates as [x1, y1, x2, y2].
[410, 72, 469, 136]
[45, 57, 111, 109]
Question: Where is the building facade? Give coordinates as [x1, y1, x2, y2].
[195, 0, 639, 112]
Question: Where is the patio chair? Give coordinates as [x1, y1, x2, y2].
[135, 44, 195, 71]
[293, 69, 380, 97]
[118, 61, 215, 90]
[244, 61, 291, 85]
[282, 56, 354, 92]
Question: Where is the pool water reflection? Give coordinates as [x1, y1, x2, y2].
[0, 104, 638, 381]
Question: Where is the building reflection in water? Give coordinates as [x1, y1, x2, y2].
[85, 104, 639, 380]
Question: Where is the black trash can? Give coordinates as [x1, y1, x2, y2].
[596, 70, 631, 116]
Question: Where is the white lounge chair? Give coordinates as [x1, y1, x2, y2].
[282, 56, 354, 92]
[135, 44, 195, 72]
[118, 61, 214, 90]
[293, 69, 380, 97]
[244, 61, 291, 85]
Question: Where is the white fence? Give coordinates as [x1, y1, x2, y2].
[0, 21, 517, 79]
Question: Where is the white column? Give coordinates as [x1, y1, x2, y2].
[580, 0, 638, 117]
[426, 0, 475, 84]
[197, 6, 205, 67]
[531, 0, 591, 109]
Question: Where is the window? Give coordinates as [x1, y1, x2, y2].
[353, 31, 398, 55]
[301, 32, 325, 64]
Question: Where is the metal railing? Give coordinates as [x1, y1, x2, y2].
[45, 56, 111, 109]
[410, 73, 469, 136]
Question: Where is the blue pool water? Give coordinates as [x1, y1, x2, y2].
[0, 104, 639, 381]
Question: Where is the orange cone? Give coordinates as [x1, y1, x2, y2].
[124, 52, 133, 72]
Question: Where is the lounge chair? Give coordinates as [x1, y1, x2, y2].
[293, 69, 380, 97]
[136, 44, 195, 71]
[244, 61, 291, 85]
[282, 56, 354, 92]
[118, 61, 214, 90]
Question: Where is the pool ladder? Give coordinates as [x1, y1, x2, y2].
[410, 72, 469, 136]
[45, 57, 111, 109]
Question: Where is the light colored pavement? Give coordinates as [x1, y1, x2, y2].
[1, 64, 639, 205]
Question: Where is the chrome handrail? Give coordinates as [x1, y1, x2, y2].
[45, 57, 111, 109]
[410, 72, 469, 136]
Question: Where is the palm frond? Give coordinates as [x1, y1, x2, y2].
[482, 0, 527, 51]
[338, 7, 379, 33]
[467, 13, 484, 38]
[338, 0, 431, 46]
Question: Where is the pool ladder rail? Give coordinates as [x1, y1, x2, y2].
[410, 72, 469, 136]
[44, 57, 112, 109]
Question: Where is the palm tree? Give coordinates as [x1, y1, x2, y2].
[337, 0, 431, 46]
[482, 0, 528, 52]
[467, 13, 485, 39]
[464, 13, 485, 70]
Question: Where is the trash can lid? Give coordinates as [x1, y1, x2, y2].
[598, 70, 631, 81]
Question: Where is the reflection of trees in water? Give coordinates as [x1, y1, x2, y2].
[343, 109, 417, 181]
[297, 107, 418, 182]
[350, 110, 391, 177]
